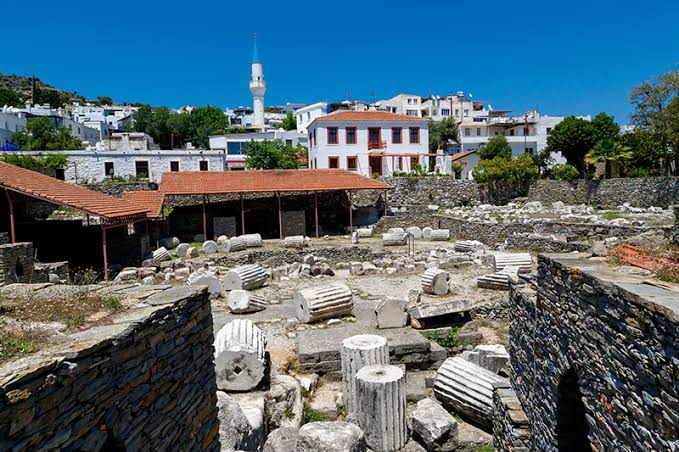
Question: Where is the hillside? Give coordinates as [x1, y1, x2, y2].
[0, 74, 87, 106]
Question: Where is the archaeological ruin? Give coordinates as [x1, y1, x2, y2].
[0, 165, 678, 451]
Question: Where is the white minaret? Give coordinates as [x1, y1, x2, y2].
[249, 33, 266, 128]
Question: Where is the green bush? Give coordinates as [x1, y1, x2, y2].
[551, 163, 580, 181]
[479, 136, 512, 160]
[472, 154, 538, 188]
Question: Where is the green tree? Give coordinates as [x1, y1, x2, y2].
[550, 163, 580, 181]
[282, 112, 297, 131]
[629, 70, 679, 174]
[0, 152, 68, 175]
[185, 106, 230, 148]
[0, 88, 24, 107]
[472, 153, 538, 188]
[11, 117, 83, 150]
[428, 118, 459, 152]
[585, 139, 632, 178]
[245, 140, 302, 169]
[546, 116, 596, 175]
[591, 112, 620, 143]
[97, 96, 113, 106]
[479, 136, 512, 160]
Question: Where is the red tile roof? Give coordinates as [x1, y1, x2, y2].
[160, 169, 392, 195]
[314, 110, 428, 123]
[450, 150, 478, 161]
[122, 191, 164, 219]
[0, 162, 148, 223]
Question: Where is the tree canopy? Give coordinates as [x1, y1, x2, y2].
[545, 116, 595, 174]
[131, 105, 236, 149]
[479, 136, 512, 160]
[429, 118, 459, 152]
[0, 88, 24, 107]
[472, 153, 538, 188]
[281, 112, 297, 131]
[11, 117, 83, 150]
[245, 140, 303, 169]
[591, 112, 620, 144]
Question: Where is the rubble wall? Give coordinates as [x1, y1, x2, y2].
[80, 182, 156, 198]
[492, 381, 531, 452]
[0, 242, 36, 285]
[379, 176, 679, 209]
[506, 255, 678, 451]
[0, 287, 220, 450]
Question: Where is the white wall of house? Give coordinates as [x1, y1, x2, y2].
[308, 119, 429, 176]
[209, 130, 307, 169]
[14, 150, 226, 183]
[0, 112, 27, 147]
[295, 102, 328, 133]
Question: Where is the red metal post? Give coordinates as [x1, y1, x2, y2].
[5, 189, 16, 243]
[101, 226, 109, 281]
[348, 191, 353, 233]
[314, 192, 319, 239]
[240, 193, 245, 234]
[277, 192, 283, 239]
[202, 197, 207, 240]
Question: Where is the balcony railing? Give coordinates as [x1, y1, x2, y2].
[368, 141, 387, 150]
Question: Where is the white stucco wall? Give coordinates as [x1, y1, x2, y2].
[308, 120, 429, 176]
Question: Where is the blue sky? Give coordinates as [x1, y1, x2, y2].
[4, 0, 678, 124]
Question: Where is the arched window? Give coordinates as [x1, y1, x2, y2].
[556, 368, 592, 451]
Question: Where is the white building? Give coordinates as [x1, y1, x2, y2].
[209, 130, 307, 170]
[374, 94, 424, 117]
[72, 104, 137, 131]
[295, 102, 329, 133]
[1, 104, 100, 146]
[0, 112, 27, 148]
[13, 149, 226, 183]
[95, 132, 159, 151]
[307, 110, 430, 176]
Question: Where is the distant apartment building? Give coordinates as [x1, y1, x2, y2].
[295, 102, 329, 133]
[0, 112, 27, 148]
[209, 130, 308, 170]
[1, 104, 100, 146]
[95, 132, 159, 151]
[225, 103, 304, 129]
[71, 104, 137, 131]
[307, 110, 430, 176]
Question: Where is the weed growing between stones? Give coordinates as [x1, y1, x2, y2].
[474, 446, 495, 452]
[425, 327, 465, 348]
[0, 321, 46, 364]
[284, 405, 295, 420]
[336, 404, 348, 419]
[655, 264, 679, 284]
[303, 402, 329, 423]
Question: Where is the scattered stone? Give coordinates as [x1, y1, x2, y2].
[355, 364, 407, 452]
[284, 235, 307, 249]
[453, 240, 486, 253]
[420, 268, 450, 296]
[491, 252, 532, 273]
[308, 381, 342, 418]
[228, 236, 248, 252]
[340, 334, 389, 417]
[228, 290, 267, 314]
[461, 344, 509, 374]
[406, 226, 423, 239]
[422, 227, 434, 240]
[264, 375, 303, 431]
[383, 232, 407, 246]
[159, 236, 180, 249]
[357, 227, 373, 238]
[202, 240, 218, 254]
[296, 422, 367, 452]
[185, 246, 199, 258]
[433, 357, 508, 427]
[186, 271, 221, 297]
[217, 234, 229, 245]
[223, 264, 269, 290]
[152, 247, 170, 262]
[242, 233, 263, 247]
[214, 319, 268, 391]
[216, 391, 258, 451]
[295, 283, 354, 323]
[408, 300, 471, 330]
[375, 297, 409, 329]
[295, 373, 318, 393]
[430, 229, 450, 241]
[388, 227, 405, 234]
[175, 243, 190, 257]
[476, 266, 520, 291]
[263, 427, 300, 452]
[408, 398, 458, 451]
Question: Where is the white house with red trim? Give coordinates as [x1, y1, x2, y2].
[307, 110, 429, 177]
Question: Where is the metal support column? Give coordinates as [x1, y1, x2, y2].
[4, 189, 15, 243]
[101, 226, 109, 281]
[314, 192, 319, 239]
[277, 192, 283, 239]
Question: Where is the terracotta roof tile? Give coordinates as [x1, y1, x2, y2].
[160, 169, 392, 195]
[122, 191, 164, 219]
[0, 162, 148, 223]
[314, 110, 428, 123]
[450, 150, 478, 161]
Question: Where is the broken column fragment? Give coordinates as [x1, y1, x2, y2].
[226, 236, 248, 252]
[228, 290, 267, 314]
[214, 319, 268, 391]
[460, 344, 509, 375]
[375, 297, 409, 329]
[295, 283, 353, 323]
[355, 364, 407, 452]
[420, 268, 450, 295]
[152, 246, 171, 262]
[453, 240, 486, 253]
[187, 271, 222, 297]
[283, 235, 307, 249]
[241, 233, 263, 247]
[476, 266, 520, 290]
[430, 229, 450, 241]
[408, 300, 471, 329]
[383, 232, 408, 246]
[223, 264, 269, 290]
[340, 334, 389, 417]
[491, 253, 532, 273]
[433, 357, 508, 427]
[408, 397, 458, 451]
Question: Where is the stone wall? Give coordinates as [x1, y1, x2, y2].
[0, 232, 8, 245]
[0, 286, 220, 450]
[492, 380, 531, 451]
[81, 181, 156, 198]
[215, 245, 390, 268]
[0, 242, 36, 285]
[378, 176, 679, 209]
[505, 255, 679, 451]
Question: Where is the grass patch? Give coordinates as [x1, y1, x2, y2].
[336, 404, 348, 419]
[425, 327, 465, 348]
[284, 405, 295, 420]
[0, 323, 46, 364]
[303, 402, 329, 423]
[602, 211, 623, 220]
[474, 446, 495, 452]
[71, 268, 100, 285]
[655, 265, 679, 284]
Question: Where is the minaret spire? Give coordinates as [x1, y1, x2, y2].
[249, 33, 266, 128]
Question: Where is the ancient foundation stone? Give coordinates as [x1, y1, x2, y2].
[375, 297, 409, 329]
[187, 271, 222, 297]
[408, 397, 458, 451]
[295, 283, 353, 323]
[223, 264, 268, 290]
[430, 229, 450, 241]
[202, 240, 218, 254]
[296, 422, 367, 452]
[340, 334, 389, 417]
[491, 253, 531, 273]
[152, 246, 170, 262]
[283, 235, 307, 249]
[356, 364, 407, 452]
[214, 319, 267, 391]
[420, 268, 450, 295]
[434, 357, 508, 427]
[383, 232, 407, 246]
[228, 290, 266, 314]
[242, 233, 263, 247]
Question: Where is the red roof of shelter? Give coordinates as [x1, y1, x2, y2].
[160, 169, 392, 195]
[0, 162, 148, 223]
[450, 150, 478, 161]
[122, 191, 164, 219]
[315, 110, 428, 123]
